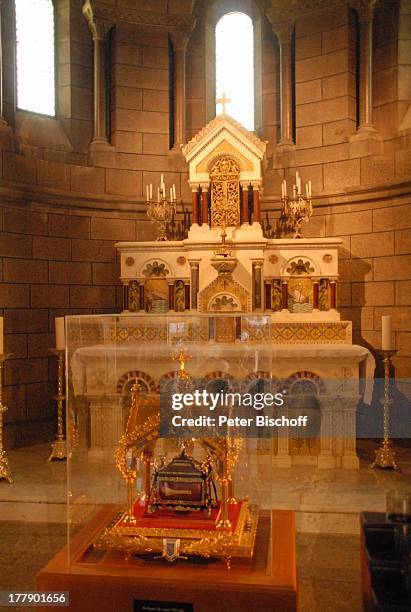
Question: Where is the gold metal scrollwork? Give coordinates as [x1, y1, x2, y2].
[210, 156, 241, 227]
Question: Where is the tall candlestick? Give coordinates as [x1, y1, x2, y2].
[381, 315, 393, 350]
[0, 317, 3, 354]
[55, 317, 65, 350]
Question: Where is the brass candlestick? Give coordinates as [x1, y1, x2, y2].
[0, 353, 13, 483]
[371, 349, 400, 472]
[48, 348, 67, 461]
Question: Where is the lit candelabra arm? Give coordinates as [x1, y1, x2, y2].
[278, 173, 313, 239]
[145, 175, 177, 241]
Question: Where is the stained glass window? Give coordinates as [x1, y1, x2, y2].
[15, 0, 55, 116]
[215, 12, 254, 130]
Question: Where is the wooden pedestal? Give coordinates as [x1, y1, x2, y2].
[37, 508, 297, 612]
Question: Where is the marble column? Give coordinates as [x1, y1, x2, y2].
[281, 281, 288, 310]
[341, 397, 360, 469]
[122, 283, 129, 312]
[273, 406, 292, 468]
[169, 29, 189, 150]
[313, 281, 319, 310]
[189, 260, 200, 309]
[201, 186, 209, 226]
[241, 183, 249, 225]
[191, 186, 199, 225]
[349, 0, 383, 155]
[83, 2, 113, 150]
[252, 261, 263, 311]
[318, 398, 335, 469]
[252, 184, 261, 224]
[330, 281, 337, 310]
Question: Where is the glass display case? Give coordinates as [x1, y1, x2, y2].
[65, 313, 275, 571]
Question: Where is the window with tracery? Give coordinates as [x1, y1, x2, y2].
[15, 0, 56, 116]
[215, 12, 254, 130]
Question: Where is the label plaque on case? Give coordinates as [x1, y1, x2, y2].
[134, 600, 193, 612]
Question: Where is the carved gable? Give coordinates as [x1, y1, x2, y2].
[182, 114, 266, 187]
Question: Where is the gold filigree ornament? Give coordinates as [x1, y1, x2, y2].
[210, 156, 241, 227]
[94, 502, 259, 564]
[114, 383, 160, 523]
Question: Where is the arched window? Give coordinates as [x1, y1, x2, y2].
[15, 0, 55, 116]
[215, 12, 254, 130]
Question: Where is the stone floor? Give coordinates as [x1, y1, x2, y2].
[1, 441, 410, 609]
[1, 440, 411, 533]
[0, 521, 361, 612]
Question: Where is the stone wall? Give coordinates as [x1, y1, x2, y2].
[0, 0, 410, 447]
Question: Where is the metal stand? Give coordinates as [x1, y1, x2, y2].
[371, 349, 400, 472]
[48, 349, 67, 461]
[0, 353, 13, 483]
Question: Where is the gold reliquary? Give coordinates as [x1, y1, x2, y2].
[94, 381, 259, 565]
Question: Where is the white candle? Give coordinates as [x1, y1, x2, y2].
[150, 183, 153, 200]
[281, 181, 284, 198]
[173, 184, 176, 200]
[0, 316, 3, 354]
[157, 187, 160, 202]
[283, 179, 287, 198]
[146, 185, 149, 201]
[305, 183, 309, 198]
[55, 317, 65, 350]
[308, 180, 312, 197]
[381, 315, 393, 350]
[170, 187, 173, 201]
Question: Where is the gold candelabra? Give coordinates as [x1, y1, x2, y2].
[371, 349, 400, 472]
[0, 353, 13, 483]
[277, 172, 313, 239]
[146, 175, 176, 241]
[48, 349, 68, 461]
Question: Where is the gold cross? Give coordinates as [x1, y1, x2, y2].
[172, 349, 192, 380]
[216, 92, 231, 113]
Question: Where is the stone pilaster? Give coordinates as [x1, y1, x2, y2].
[170, 26, 195, 152]
[267, 15, 296, 168]
[349, 0, 383, 156]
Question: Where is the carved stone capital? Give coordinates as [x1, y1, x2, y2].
[169, 25, 195, 51]
[349, 0, 377, 22]
[83, 1, 113, 41]
[266, 14, 294, 44]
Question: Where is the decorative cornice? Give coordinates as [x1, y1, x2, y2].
[182, 113, 267, 159]
[83, 1, 196, 29]
[266, 0, 347, 24]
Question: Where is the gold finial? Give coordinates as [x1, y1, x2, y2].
[172, 349, 192, 380]
[216, 92, 231, 114]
